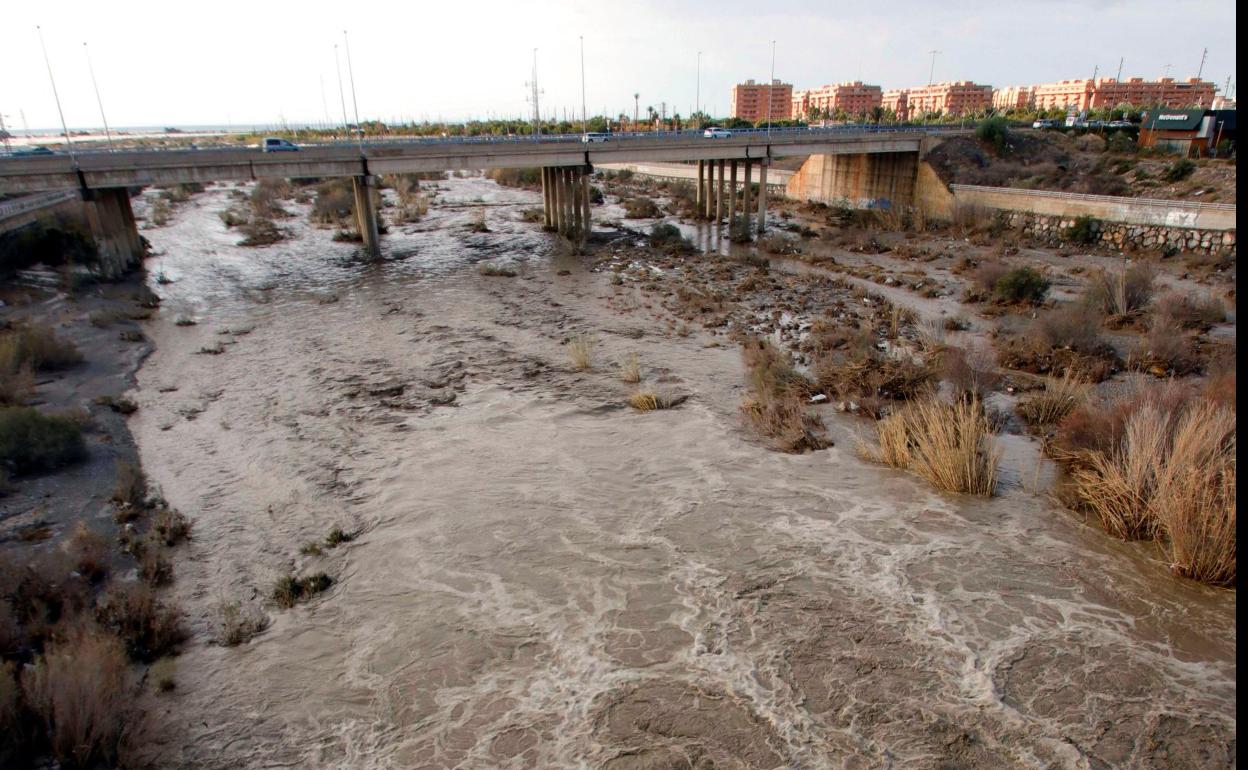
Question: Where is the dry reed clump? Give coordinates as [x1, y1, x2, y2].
[1152, 290, 1226, 331]
[939, 345, 999, 402]
[995, 303, 1118, 382]
[1086, 262, 1155, 321]
[1052, 384, 1236, 585]
[739, 338, 826, 453]
[21, 627, 131, 769]
[1016, 370, 1088, 431]
[478, 262, 517, 277]
[66, 522, 110, 584]
[619, 353, 642, 384]
[567, 334, 596, 371]
[626, 390, 687, 411]
[860, 397, 1000, 496]
[1127, 321, 1202, 376]
[0, 325, 83, 373]
[272, 573, 333, 609]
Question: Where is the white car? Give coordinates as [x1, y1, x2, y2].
[703, 128, 733, 138]
[581, 132, 610, 143]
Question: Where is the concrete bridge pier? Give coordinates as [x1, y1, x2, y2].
[82, 187, 144, 278]
[541, 167, 554, 230]
[352, 175, 381, 257]
[741, 160, 753, 237]
[703, 161, 716, 220]
[715, 160, 725, 224]
[729, 161, 738, 229]
[578, 166, 592, 244]
[757, 159, 769, 233]
[696, 161, 705, 214]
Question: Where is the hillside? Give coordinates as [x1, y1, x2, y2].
[925, 130, 1236, 203]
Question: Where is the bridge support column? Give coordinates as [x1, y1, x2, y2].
[82, 188, 144, 279]
[541, 167, 554, 230]
[729, 161, 738, 230]
[571, 169, 584, 238]
[696, 160, 704, 213]
[552, 168, 565, 234]
[352, 175, 381, 257]
[703, 161, 715, 220]
[579, 167, 592, 243]
[756, 160, 768, 234]
[742, 160, 753, 237]
[562, 168, 574, 237]
[716, 160, 725, 224]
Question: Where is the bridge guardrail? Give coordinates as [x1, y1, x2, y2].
[0, 191, 79, 220]
[4, 124, 966, 158]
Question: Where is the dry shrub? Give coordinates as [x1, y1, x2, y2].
[0, 325, 83, 371]
[1017, 371, 1088, 431]
[112, 460, 147, 510]
[623, 196, 661, 218]
[567, 334, 596, 371]
[152, 508, 192, 547]
[739, 338, 825, 453]
[950, 202, 992, 236]
[1087, 262, 1155, 318]
[250, 179, 291, 219]
[1128, 321, 1202, 376]
[0, 336, 35, 406]
[272, 573, 333, 609]
[1068, 397, 1236, 583]
[94, 583, 186, 662]
[1050, 381, 1190, 461]
[214, 600, 269, 646]
[22, 626, 131, 769]
[0, 407, 88, 476]
[861, 397, 999, 496]
[619, 353, 642, 384]
[939, 345, 999, 401]
[1153, 291, 1226, 331]
[814, 351, 934, 414]
[66, 523, 110, 584]
[996, 303, 1116, 382]
[1201, 367, 1236, 411]
[0, 552, 91, 653]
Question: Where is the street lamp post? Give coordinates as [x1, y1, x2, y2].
[82, 42, 114, 151]
[36, 26, 76, 165]
[580, 36, 588, 135]
[696, 50, 701, 129]
[343, 30, 363, 150]
[765, 40, 775, 139]
[333, 44, 349, 139]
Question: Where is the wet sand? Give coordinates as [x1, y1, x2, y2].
[127, 179, 1234, 768]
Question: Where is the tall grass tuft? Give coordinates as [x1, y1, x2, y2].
[862, 397, 999, 496]
[619, 353, 642, 384]
[1017, 370, 1088, 430]
[567, 334, 596, 371]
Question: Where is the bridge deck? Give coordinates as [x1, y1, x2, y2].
[0, 126, 960, 194]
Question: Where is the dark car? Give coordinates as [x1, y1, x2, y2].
[12, 146, 56, 156]
[261, 137, 299, 152]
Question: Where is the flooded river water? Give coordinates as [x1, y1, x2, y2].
[129, 178, 1234, 769]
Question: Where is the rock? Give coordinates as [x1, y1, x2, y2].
[429, 391, 457, 406]
[809, 393, 828, 404]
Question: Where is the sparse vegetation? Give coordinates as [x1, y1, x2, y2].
[214, 601, 269, 646]
[861, 397, 999, 496]
[478, 262, 517, 277]
[739, 338, 825, 453]
[0, 407, 87, 476]
[624, 197, 662, 218]
[1064, 215, 1101, 245]
[567, 334, 596, 371]
[94, 583, 186, 662]
[272, 573, 333, 609]
[1086, 262, 1155, 318]
[1017, 371, 1088, 430]
[619, 353, 642, 384]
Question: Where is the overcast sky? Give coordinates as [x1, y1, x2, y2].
[0, 0, 1236, 130]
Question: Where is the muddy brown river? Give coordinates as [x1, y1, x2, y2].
[127, 178, 1234, 769]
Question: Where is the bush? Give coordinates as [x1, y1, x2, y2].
[1086, 263, 1155, 317]
[22, 628, 131, 769]
[272, 573, 333, 608]
[861, 397, 999, 496]
[485, 167, 542, 188]
[214, 601, 269, 646]
[1064, 215, 1101, 245]
[623, 196, 661, 218]
[739, 338, 825, 453]
[0, 407, 87, 475]
[992, 267, 1050, 304]
[648, 223, 692, 253]
[975, 116, 1011, 154]
[1017, 371, 1087, 431]
[1153, 291, 1225, 330]
[1160, 158, 1196, 183]
[0, 325, 82, 372]
[95, 583, 186, 662]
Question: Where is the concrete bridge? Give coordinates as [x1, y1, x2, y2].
[0, 126, 961, 264]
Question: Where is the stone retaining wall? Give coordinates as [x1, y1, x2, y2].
[1003, 211, 1236, 256]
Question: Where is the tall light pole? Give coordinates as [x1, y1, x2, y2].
[526, 48, 543, 135]
[343, 30, 362, 149]
[82, 42, 114, 151]
[927, 49, 941, 86]
[765, 40, 775, 139]
[579, 36, 588, 134]
[695, 50, 701, 128]
[1196, 47, 1208, 79]
[36, 26, 76, 164]
[633, 92, 639, 130]
[333, 44, 349, 138]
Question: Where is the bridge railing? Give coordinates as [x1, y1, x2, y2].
[7, 123, 964, 158]
[0, 191, 79, 220]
